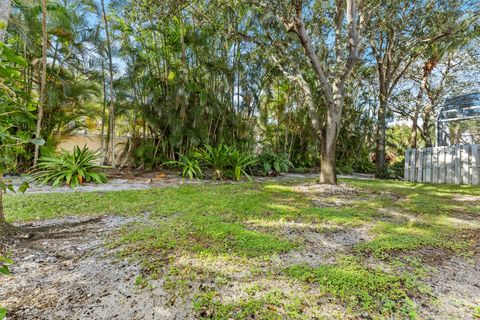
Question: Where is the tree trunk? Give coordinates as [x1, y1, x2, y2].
[375, 93, 387, 177]
[0, 172, 5, 225]
[101, 0, 115, 168]
[0, 0, 12, 43]
[319, 107, 339, 184]
[100, 59, 107, 164]
[33, 0, 48, 165]
[410, 73, 428, 148]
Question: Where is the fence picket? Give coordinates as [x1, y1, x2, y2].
[472, 145, 479, 185]
[404, 149, 410, 181]
[404, 144, 479, 185]
[438, 147, 445, 184]
[461, 145, 470, 184]
[418, 149, 424, 182]
[425, 148, 432, 183]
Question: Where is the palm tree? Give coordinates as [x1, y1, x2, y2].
[100, 0, 116, 167]
[34, 0, 48, 165]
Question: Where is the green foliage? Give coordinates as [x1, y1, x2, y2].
[192, 145, 257, 181]
[257, 149, 292, 176]
[166, 154, 203, 181]
[0, 42, 38, 173]
[355, 222, 468, 257]
[285, 261, 417, 318]
[389, 157, 405, 179]
[194, 289, 306, 319]
[32, 146, 107, 188]
[194, 144, 234, 180]
[132, 140, 165, 170]
[0, 256, 12, 276]
[228, 151, 258, 181]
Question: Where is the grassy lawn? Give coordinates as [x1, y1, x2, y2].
[4, 178, 480, 319]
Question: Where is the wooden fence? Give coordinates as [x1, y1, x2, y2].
[404, 144, 480, 185]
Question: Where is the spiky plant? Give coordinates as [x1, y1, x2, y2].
[32, 145, 107, 188]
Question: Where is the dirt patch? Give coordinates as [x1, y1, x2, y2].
[295, 182, 364, 208]
[0, 216, 192, 320]
[411, 248, 480, 320]
[279, 225, 374, 267]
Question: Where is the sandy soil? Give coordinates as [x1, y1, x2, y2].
[0, 216, 192, 320]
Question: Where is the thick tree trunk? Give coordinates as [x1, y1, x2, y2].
[319, 108, 339, 184]
[101, 0, 116, 167]
[0, 0, 12, 43]
[34, 0, 48, 165]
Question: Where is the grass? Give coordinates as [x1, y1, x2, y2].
[4, 178, 480, 318]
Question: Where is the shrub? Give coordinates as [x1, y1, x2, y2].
[166, 155, 203, 181]
[132, 140, 164, 170]
[228, 151, 258, 181]
[32, 145, 107, 188]
[257, 149, 292, 176]
[389, 158, 405, 179]
[194, 144, 235, 180]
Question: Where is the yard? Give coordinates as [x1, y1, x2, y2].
[1, 177, 479, 319]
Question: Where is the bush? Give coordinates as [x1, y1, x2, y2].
[389, 158, 405, 179]
[194, 144, 234, 180]
[228, 151, 258, 181]
[32, 145, 107, 188]
[132, 140, 164, 170]
[166, 154, 203, 181]
[257, 149, 293, 176]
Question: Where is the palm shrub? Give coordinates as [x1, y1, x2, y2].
[257, 149, 293, 176]
[32, 146, 107, 188]
[166, 155, 203, 181]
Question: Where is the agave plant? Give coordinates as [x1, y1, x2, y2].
[166, 154, 203, 181]
[32, 146, 107, 188]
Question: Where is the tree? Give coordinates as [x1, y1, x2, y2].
[0, 43, 40, 232]
[101, 0, 116, 167]
[33, 0, 48, 165]
[0, 0, 12, 43]
[269, 0, 363, 184]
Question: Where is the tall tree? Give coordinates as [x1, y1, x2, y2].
[274, 0, 363, 184]
[0, 0, 12, 43]
[34, 0, 48, 165]
[101, 0, 116, 167]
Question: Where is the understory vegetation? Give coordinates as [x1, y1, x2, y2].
[32, 145, 107, 187]
[4, 178, 479, 318]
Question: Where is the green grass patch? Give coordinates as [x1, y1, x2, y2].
[356, 221, 469, 257]
[193, 289, 308, 320]
[285, 261, 417, 318]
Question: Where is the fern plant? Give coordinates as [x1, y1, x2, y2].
[32, 146, 107, 188]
